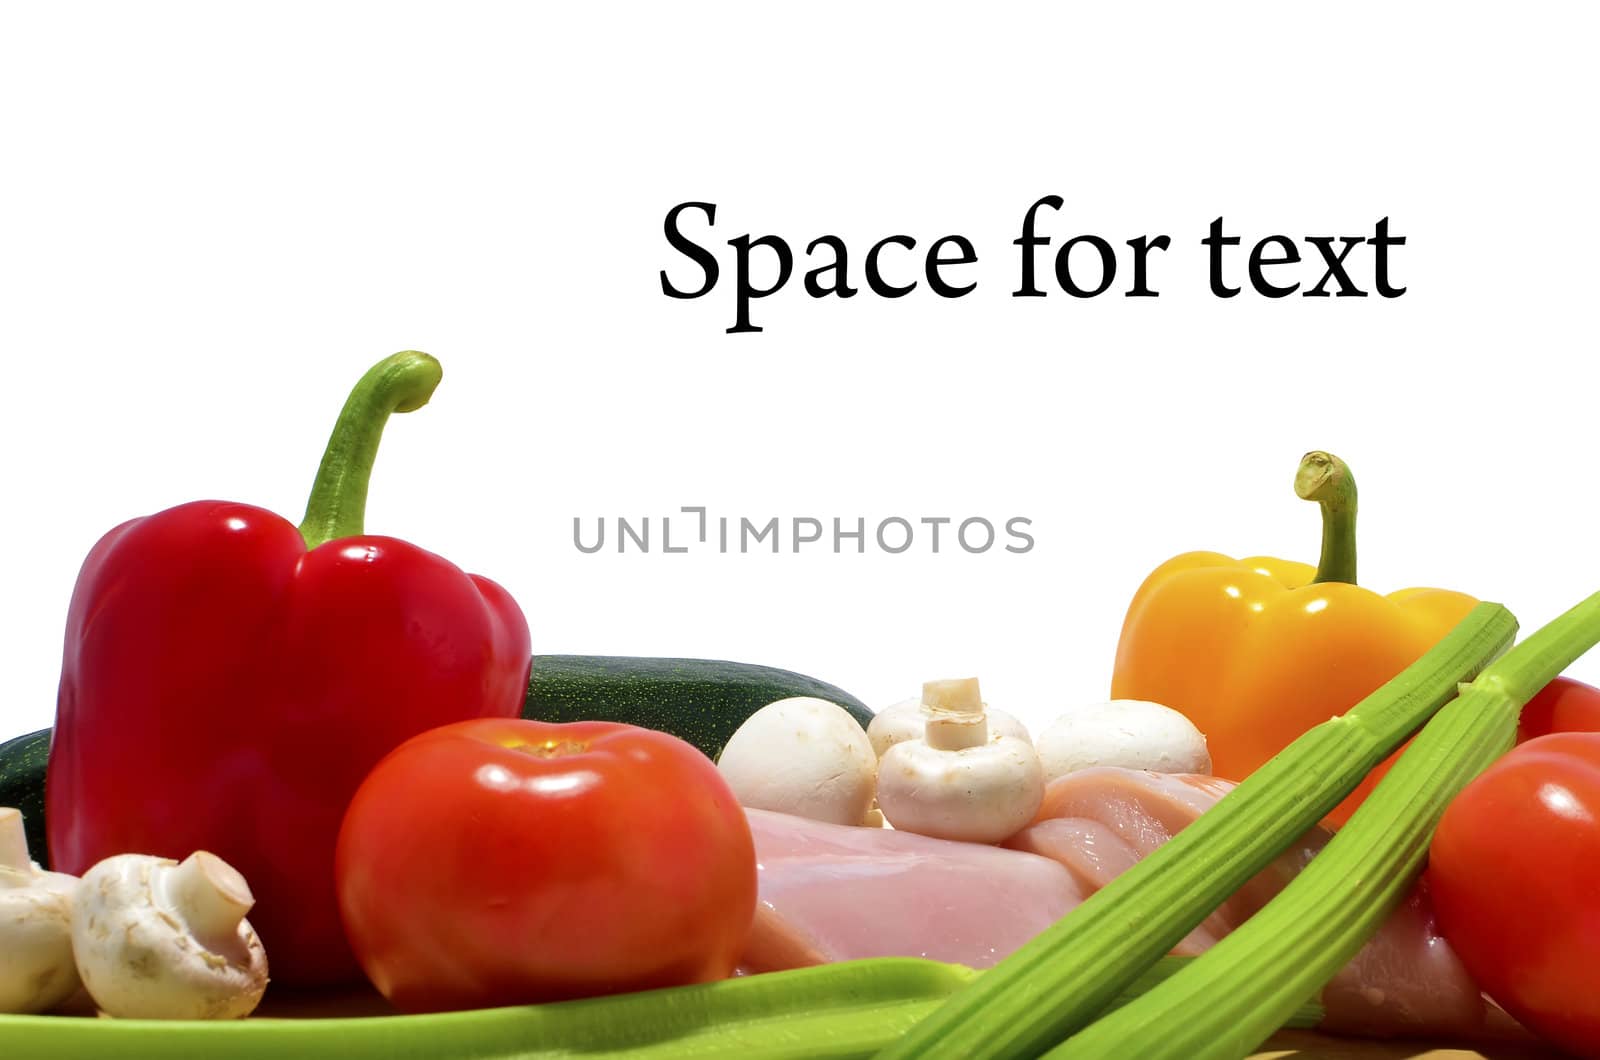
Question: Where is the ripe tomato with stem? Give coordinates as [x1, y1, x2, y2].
[336, 717, 757, 1013]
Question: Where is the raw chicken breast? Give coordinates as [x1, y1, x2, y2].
[741, 807, 1083, 973]
[1320, 876, 1496, 1037]
[745, 767, 1498, 1040]
[1011, 768, 1492, 1038]
[1004, 768, 1327, 954]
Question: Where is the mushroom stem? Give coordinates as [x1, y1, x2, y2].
[0, 808, 30, 874]
[0, 808, 81, 1014]
[922, 677, 991, 751]
[926, 711, 990, 751]
[167, 852, 254, 943]
[922, 678, 984, 714]
[72, 852, 269, 1020]
[878, 678, 1046, 844]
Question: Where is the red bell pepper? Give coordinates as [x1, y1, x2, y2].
[46, 351, 531, 988]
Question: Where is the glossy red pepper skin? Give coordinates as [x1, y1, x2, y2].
[45, 352, 532, 988]
[48, 500, 530, 986]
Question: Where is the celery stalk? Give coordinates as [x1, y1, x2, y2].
[0, 956, 1320, 1060]
[872, 601, 1517, 1060]
[1055, 589, 1600, 1060]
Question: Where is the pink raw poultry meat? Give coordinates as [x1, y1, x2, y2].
[745, 767, 1504, 1041]
[1004, 768, 1323, 955]
[1009, 768, 1494, 1036]
[739, 807, 1084, 973]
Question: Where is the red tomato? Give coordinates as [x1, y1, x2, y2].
[335, 718, 757, 1013]
[1518, 676, 1600, 744]
[1428, 732, 1600, 1057]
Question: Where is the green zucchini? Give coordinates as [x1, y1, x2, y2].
[0, 656, 874, 871]
[525, 655, 875, 760]
[0, 726, 48, 868]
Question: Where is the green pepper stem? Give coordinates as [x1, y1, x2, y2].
[1295, 451, 1357, 585]
[298, 351, 442, 550]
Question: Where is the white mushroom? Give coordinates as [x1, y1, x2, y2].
[71, 851, 268, 1019]
[0, 807, 81, 1014]
[868, 695, 1032, 758]
[717, 696, 878, 826]
[1035, 699, 1212, 783]
[876, 678, 1044, 844]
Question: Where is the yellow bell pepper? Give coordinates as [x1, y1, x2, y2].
[1110, 451, 1479, 826]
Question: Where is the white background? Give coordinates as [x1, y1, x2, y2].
[2, 2, 1597, 741]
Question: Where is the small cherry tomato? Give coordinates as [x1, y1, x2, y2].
[335, 717, 756, 1013]
[1428, 732, 1600, 1057]
[1517, 676, 1600, 744]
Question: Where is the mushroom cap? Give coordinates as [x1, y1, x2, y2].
[868, 698, 1033, 758]
[72, 853, 268, 1020]
[0, 866, 80, 1014]
[876, 735, 1044, 844]
[717, 696, 878, 826]
[0, 807, 81, 1014]
[1035, 699, 1212, 782]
